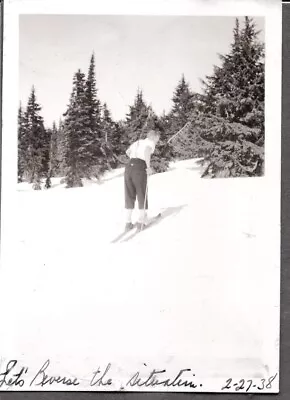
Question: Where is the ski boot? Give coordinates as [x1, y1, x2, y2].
[136, 222, 146, 232]
[125, 222, 134, 232]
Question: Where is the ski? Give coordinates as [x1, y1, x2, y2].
[110, 224, 136, 244]
[111, 213, 162, 244]
[120, 213, 162, 243]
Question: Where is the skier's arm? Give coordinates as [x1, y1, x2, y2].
[144, 145, 152, 170]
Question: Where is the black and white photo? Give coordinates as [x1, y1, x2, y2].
[0, 0, 281, 393]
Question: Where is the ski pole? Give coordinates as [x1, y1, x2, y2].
[166, 111, 200, 145]
[167, 121, 190, 144]
[141, 178, 148, 231]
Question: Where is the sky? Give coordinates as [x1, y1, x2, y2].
[19, 15, 264, 127]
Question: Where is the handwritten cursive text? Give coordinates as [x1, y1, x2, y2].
[30, 359, 80, 387]
[126, 367, 201, 389]
[90, 363, 113, 387]
[0, 360, 28, 388]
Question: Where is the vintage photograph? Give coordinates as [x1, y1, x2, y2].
[0, 0, 281, 394]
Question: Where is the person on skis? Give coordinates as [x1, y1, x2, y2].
[124, 129, 160, 232]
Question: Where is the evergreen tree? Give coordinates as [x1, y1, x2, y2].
[42, 126, 51, 182]
[203, 17, 264, 130]
[113, 120, 129, 166]
[197, 17, 264, 177]
[166, 75, 199, 159]
[62, 70, 91, 187]
[86, 53, 101, 134]
[102, 103, 114, 144]
[57, 118, 66, 178]
[18, 104, 28, 182]
[24, 86, 47, 189]
[49, 121, 59, 176]
[125, 89, 150, 144]
[170, 74, 195, 123]
[43, 126, 52, 188]
[85, 53, 104, 176]
[100, 103, 122, 169]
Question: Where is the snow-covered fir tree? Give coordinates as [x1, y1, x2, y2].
[102, 103, 114, 144]
[112, 120, 129, 166]
[125, 89, 150, 144]
[56, 118, 66, 177]
[85, 53, 104, 177]
[100, 103, 123, 169]
[22, 87, 48, 189]
[203, 17, 264, 129]
[170, 75, 195, 124]
[42, 124, 51, 184]
[48, 121, 59, 176]
[196, 17, 264, 177]
[18, 103, 28, 182]
[62, 70, 91, 187]
[166, 75, 200, 159]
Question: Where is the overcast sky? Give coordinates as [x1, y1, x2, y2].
[19, 15, 264, 127]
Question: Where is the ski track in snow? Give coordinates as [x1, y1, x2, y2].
[0, 158, 279, 380]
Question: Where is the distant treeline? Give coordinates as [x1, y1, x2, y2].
[18, 17, 264, 189]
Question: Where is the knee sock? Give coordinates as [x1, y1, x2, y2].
[125, 209, 133, 223]
[138, 209, 147, 224]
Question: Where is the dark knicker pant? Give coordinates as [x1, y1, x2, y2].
[124, 158, 148, 210]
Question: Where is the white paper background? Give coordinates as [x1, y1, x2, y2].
[0, 0, 281, 393]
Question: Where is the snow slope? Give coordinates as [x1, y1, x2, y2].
[0, 158, 280, 391]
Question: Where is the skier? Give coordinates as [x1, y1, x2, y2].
[124, 129, 160, 232]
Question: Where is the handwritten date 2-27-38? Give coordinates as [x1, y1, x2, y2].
[221, 373, 278, 392]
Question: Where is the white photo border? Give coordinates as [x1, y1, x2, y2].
[1, 0, 282, 393]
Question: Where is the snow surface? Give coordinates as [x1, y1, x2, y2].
[0, 158, 280, 391]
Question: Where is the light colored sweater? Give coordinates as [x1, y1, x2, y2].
[126, 138, 156, 168]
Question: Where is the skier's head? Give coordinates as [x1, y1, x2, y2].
[147, 130, 160, 145]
